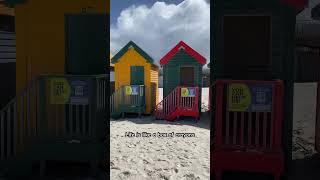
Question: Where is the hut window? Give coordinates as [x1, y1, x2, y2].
[223, 15, 271, 72]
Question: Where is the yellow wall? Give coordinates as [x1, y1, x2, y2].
[150, 66, 159, 111]
[15, 0, 109, 94]
[0, 3, 14, 16]
[114, 48, 158, 114]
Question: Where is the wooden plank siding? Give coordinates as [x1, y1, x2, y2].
[163, 49, 203, 111]
[0, 31, 16, 63]
[212, 0, 297, 173]
[113, 46, 159, 114]
[0, 31, 16, 110]
[150, 66, 159, 112]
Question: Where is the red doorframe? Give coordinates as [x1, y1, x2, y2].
[315, 82, 320, 152]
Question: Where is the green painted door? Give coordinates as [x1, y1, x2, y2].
[130, 66, 144, 85]
[65, 14, 108, 75]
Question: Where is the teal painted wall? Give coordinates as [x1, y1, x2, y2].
[212, 0, 296, 174]
[163, 49, 203, 111]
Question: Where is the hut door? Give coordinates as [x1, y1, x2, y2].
[65, 14, 108, 75]
[130, 66, 144, 85]
[180, 66, 195, 86]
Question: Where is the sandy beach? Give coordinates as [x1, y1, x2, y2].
[110, 84, 320, 180]
[0, 85, 319, 180]
[110, 116, 210, 180]
[110, 87, 210, 180]
[292, 83, 317, 160]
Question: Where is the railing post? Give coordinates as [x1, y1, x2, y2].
[105, 78, 109, 123]
[0, 113, 4, 160]
[90, 77, 98, 138]
[38, 76, 46, 142]
[316, 81, 320, 152]
[215, 80, 223, 149]
[177, 87, 181, 109]
[274, 81, 284, 152]
[196, 87, 199, 111]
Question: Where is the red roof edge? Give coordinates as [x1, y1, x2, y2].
[159, 41, 207, 66]
[281, 0, 308, 14]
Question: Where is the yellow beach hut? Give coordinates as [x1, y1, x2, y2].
[111, 41, 159, 117]
[110, 53, 115, 93]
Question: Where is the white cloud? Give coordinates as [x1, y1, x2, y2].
[111, 0, 210, 65]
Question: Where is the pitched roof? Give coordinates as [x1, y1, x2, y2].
[312, 3, 320, 20]
[111, 41, 155, 65]
[281, 0, 308, 14]
[159, 41, 206, 65]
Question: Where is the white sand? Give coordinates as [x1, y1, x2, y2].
[110, 117, 210, 180]
[110, 84, 319, 179]
[292, 83, 318, 159]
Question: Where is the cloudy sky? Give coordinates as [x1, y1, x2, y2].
[110, 0, 210, 66]
[296, 0, 320, 20]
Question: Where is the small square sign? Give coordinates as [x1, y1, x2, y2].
[69, 79, 90, 104]
[75, 86, 84, 96]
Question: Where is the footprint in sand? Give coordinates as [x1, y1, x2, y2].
[110, 162, 115, 167]
[127, 144, 136, 148]
[184, 173, 200, 180]
[159, 173, 170, 180]
[166, 155, 174, 160]
[143, 159, 149, 164]
[177, 156, 185, 160]
[157, 158, 168, 162]
[119, 171, 131, 178]
[111, 166, 121, 170]
[180, 161, 190, 167]
[145, 169, 155, 177]
[183, 154, 190, 159]
[121, 156, 129, 161]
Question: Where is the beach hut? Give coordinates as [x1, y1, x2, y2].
[111, 41, 159, 116]
[155, 41, 206, 121]
[211, 0, 308, 179]
[0, 0, 109, 177]
[110, 53, 115, 93]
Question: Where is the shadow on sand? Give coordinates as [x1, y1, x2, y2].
[110, 112, 211, 130]
[212, 154, 320, 180]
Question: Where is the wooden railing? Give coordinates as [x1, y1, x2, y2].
[0, 74, 108, 165]
[155, 86, 199, 120]
[214, 80, 283, 152]
[0, 77, 39, 163]
[110, 85, 145, 116]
